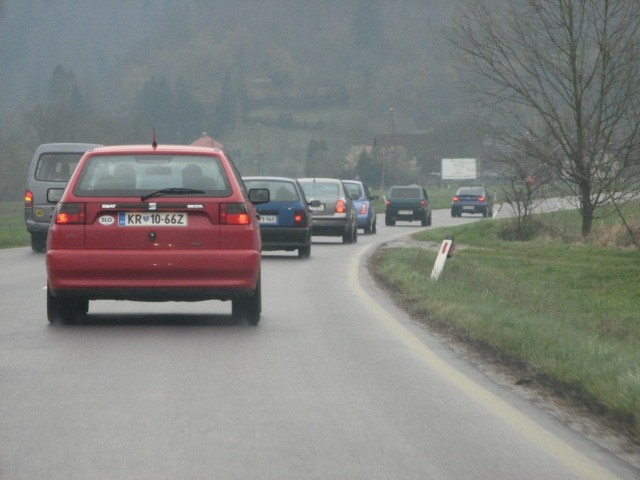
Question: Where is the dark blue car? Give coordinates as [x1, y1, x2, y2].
[342, 179, 378, 234]
[243, 176, 315, 258]
[450, 186, 494, 217]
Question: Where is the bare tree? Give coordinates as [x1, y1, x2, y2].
[443, 0, 640, 236]
[497, 149, 554, 240]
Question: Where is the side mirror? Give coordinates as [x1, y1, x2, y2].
[248, 188, 269, 204]
[47, 188, 65, 203]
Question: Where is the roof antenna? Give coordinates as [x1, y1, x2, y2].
[152, 128, 157, 149]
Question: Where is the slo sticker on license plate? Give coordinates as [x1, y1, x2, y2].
[399, 210, 412, 215]
[259, 215, 278, 224]
[118, 212, 187, 227]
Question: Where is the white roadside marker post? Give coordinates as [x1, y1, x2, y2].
[430, 236, 455, 281]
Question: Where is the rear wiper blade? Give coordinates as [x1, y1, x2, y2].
[141, 188, 204, 201]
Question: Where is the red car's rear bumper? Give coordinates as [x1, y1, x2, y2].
[47, 250, 260, 301]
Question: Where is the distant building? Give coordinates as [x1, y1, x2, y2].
[191, 133, 224, 149]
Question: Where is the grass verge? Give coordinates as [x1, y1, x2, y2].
[369, 205, 640, 444]
[0, 202, 29, 249]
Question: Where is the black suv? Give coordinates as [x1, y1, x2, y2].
[385, 185, 432, 227]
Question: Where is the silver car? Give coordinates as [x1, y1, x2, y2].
[297, 178, 358, 244]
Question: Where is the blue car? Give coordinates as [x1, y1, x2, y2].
[342, 179, 378, 234]
[451, 186, 494, 218]
[243, 176, 315, 258]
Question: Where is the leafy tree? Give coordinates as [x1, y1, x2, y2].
[133, 76, 208, 142]
[47, 64, 83, 109]
[23, 65, 93, 143]
[215, 71, 248, 137]
[355, 148, 381, 187]
[305, 139, 333, 177]
[444, 0, 640, 236]
[351, 0, 383, 55]
[0, 138, 31, 202]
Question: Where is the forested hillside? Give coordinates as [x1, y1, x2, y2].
[0, 0, 479, 201]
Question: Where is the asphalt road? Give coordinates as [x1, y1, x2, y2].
[1, 209, 638, 479]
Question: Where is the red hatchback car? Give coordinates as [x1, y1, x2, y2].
[46, 144, 269, 325]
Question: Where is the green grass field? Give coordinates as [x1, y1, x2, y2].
[0, 202, 29, 249]
[370, 204, 640, 443]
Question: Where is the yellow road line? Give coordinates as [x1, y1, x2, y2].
[349, 242, 620, 480]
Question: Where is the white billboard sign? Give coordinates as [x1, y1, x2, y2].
[441, 158, 477, 180]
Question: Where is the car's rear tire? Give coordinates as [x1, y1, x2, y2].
[385, 216, 395, 226]
[421, 214, 427, 226]
[371, 217, 377, 234]
[47, 285, 85, 324]
[31, 233, 47, 253]
[343, 223, 357, 244]
[298, 241, 311, 258]
[232, 274, 261, 325]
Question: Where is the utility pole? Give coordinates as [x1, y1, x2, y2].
[380, 108, 395, 191]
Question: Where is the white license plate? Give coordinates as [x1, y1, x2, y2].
[399, 210, 412, 215]
[259, 215, 278, 224]
[309, 205, 324, 212]
[118, 212, 188, 227]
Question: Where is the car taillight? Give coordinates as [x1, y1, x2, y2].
[385, 200, 391, 207]
[294, 209, 306, 226]
[220, 203, 250, 225]
[24, 190, 33, 207]
[360, 202, 368, 215]
[478, 196, 485, 202]
[336, 199, 346, 213]
[419, 200, 426, 207]
[55, 203, 86, 224]
[453, 196, 459, 202]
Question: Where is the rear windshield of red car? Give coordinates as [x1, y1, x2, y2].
[73, 154, 232, 197]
